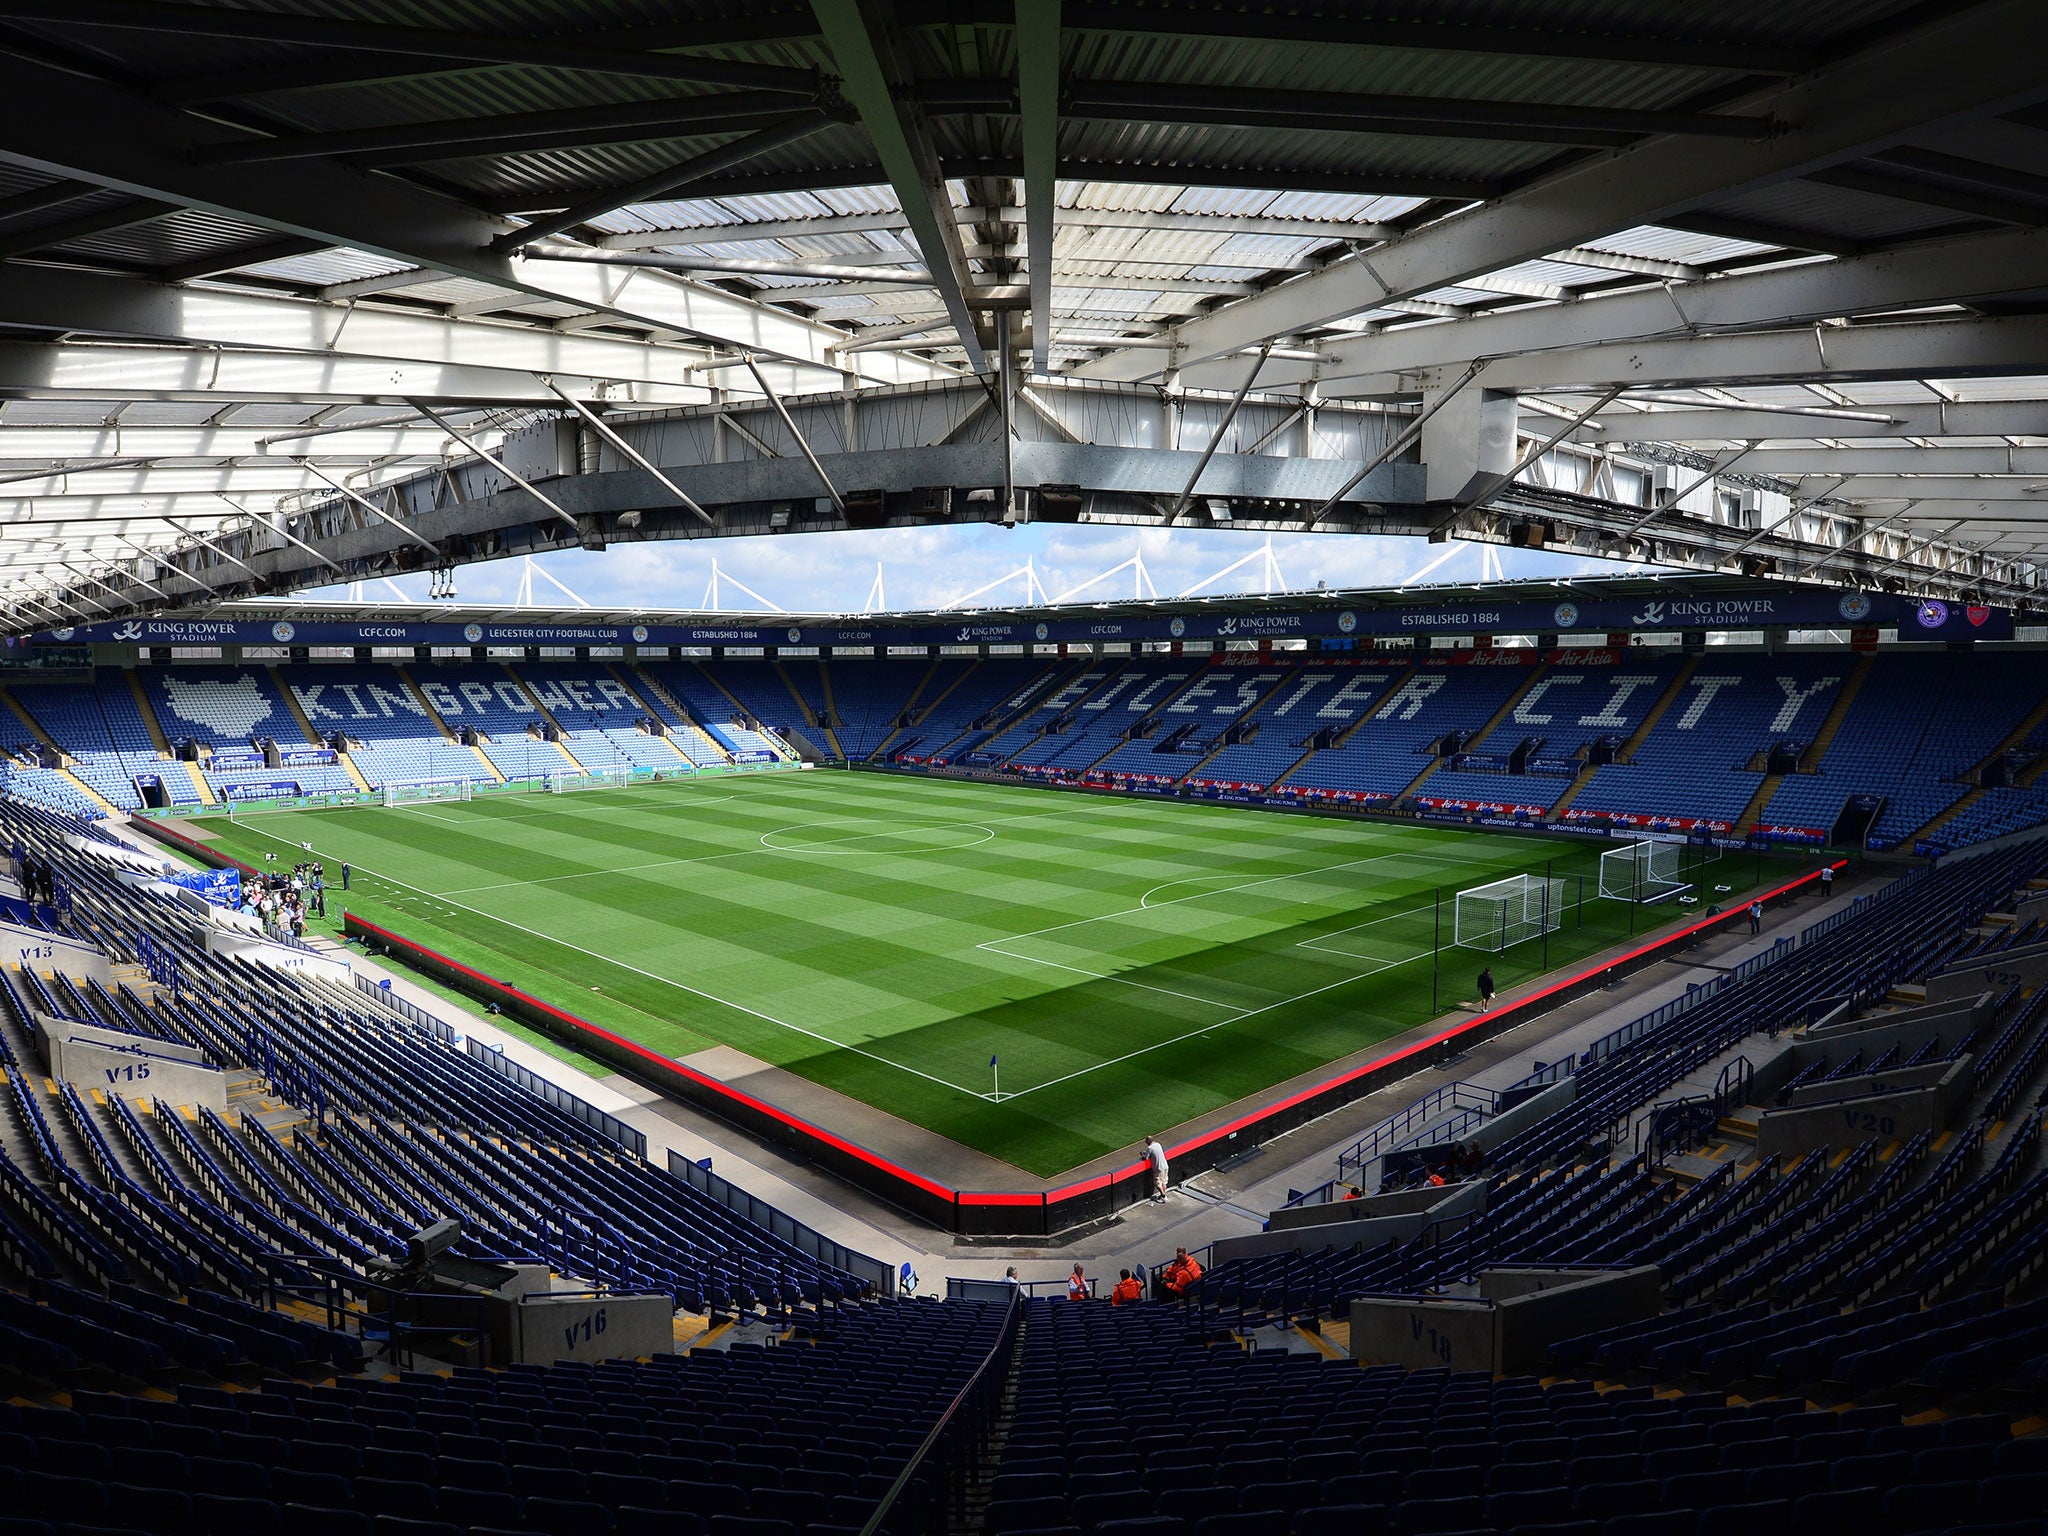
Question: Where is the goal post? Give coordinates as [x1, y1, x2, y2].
[1599, 837, 1690, 904]
[545, 765, 635, 793]
[382, 778, 473, 808]
[1454, 873, 1568, 953]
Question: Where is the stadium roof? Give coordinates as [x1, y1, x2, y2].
[1, 0, 2047, 626]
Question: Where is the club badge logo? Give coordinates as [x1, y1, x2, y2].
[1035, 622, 1049, 641]
[1337, 611, 1357, 633]
[787, 627, 803, 644]
[1837, 593, 1873, 622]
[631, 624, 649, 643]
[463, 623, 484, 644]
[1553, 602, 1580, 628]
[1168, 617, 1186, 638]
[271, 621, 296, 643]
[1916, 600, 1950, 629]
[1966, 606, 1992, 628]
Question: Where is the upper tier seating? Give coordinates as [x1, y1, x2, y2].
[879, 658, 1065, 763]
[1286, 656, 1532, 798]
[14, 647, 2048, 850]
[1764, 653, 2046, 846]
[8, 675, 194, 810]
[1574, 653, 1852, 829]
[279, 666, 485, 787]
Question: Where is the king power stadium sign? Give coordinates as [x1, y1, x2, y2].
[15, 588, 2016, 651]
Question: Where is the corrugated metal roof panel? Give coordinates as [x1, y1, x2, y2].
[113, 402, 237, 426]
[230, 249, 417, 286]
[1591, 224, 1784, 263]
[1705, 178, 1968, 242]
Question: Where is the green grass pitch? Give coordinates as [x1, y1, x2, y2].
[196, 772, 1788, 1176]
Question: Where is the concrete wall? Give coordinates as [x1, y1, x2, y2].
[1492, 1266, 1664, 1375]
[1792, 1014, 1976, 1068]
[1926, 943, 2048, 1002]
[1232, 1182, 1484, 1265]
[62, 832, 165, 875]
[1351, 1295, 1496, 1372]
[204, 928, 351, 985]
[1754, 1061, 1970, 1159]
[514, 1291, 674, 1366]
[1785, 1055, 1968, 1108]
[2, 927, 111, 985]
[1462, 1079, 1576, 1155]
[1732, 1040, 1804, 1107]
[1268, 1181, 1458, 1232]
[2008, 889, 2048, 924]
[40, 1014, 226, 1112]
[1808, 989, 1995, 1045]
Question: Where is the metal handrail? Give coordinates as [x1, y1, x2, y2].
[858, 1290, 1023, 1536]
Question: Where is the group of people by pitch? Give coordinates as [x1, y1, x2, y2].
[1000, 1245, 1205, 1305]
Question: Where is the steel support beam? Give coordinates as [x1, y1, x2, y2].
[1174, 225, 2048, 395]
[523, 243, 929, 285]
[0, 51, 948, 386]
[1457, 389, 1620, 516]
[743, 354, 846, 515]
[1166, 344, 1269, 523]
[0, 340, 692, 408]
[491, 113, 838, 252]
[1571, 400, 2048, 442]
[812, 0, 988, 371]
[1073, 0, 2048, 380]
[1051, 0, 1813, 73]
[545, 381, 716, 526]
[0, 0, 817, 92]
[1015, 0, 1060, 375]
[1320, 312, 2048, 397]
[193, 93, 809, 166]
[1735, 447, 2048, 476]
[295, 459, 444, 557]
[408, 400, 582, 534]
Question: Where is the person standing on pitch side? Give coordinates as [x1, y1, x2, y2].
[1145, 1135, 1169, 1202]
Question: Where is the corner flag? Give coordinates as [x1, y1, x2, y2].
[990, 1053, 999, 1101]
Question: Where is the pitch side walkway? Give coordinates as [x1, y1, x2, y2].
[313, 861, 1875, 1294]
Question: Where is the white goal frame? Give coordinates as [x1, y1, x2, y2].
[382, 778, 473, 808]
[1454, 873, 1567, 953]
[1599, 838, 1690, 904]
[545, 765, 634, 794]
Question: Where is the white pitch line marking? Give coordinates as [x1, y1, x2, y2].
[975, 941, 1248, 1013]
[982, 841, 1504, 949]
[223, 817, 1001, 1103]
[994, 954, 1406, 1101]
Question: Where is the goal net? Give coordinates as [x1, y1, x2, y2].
[1599, 838, 1689, 903]
[545, 765, 634, 793]
[383, 778, 472, 808]
[1455, 873, 1567, 953]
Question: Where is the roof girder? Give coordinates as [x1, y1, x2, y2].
[1070, 0, 2048, 382]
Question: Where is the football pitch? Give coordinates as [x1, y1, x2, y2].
[197, 772, 1787, 1176]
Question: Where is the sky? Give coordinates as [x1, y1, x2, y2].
[305, 523, 1645, 615]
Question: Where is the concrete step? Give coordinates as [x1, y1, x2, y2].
[1718, 1114, 1759, 1142]
[1663, 1153, 1726, 1186]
